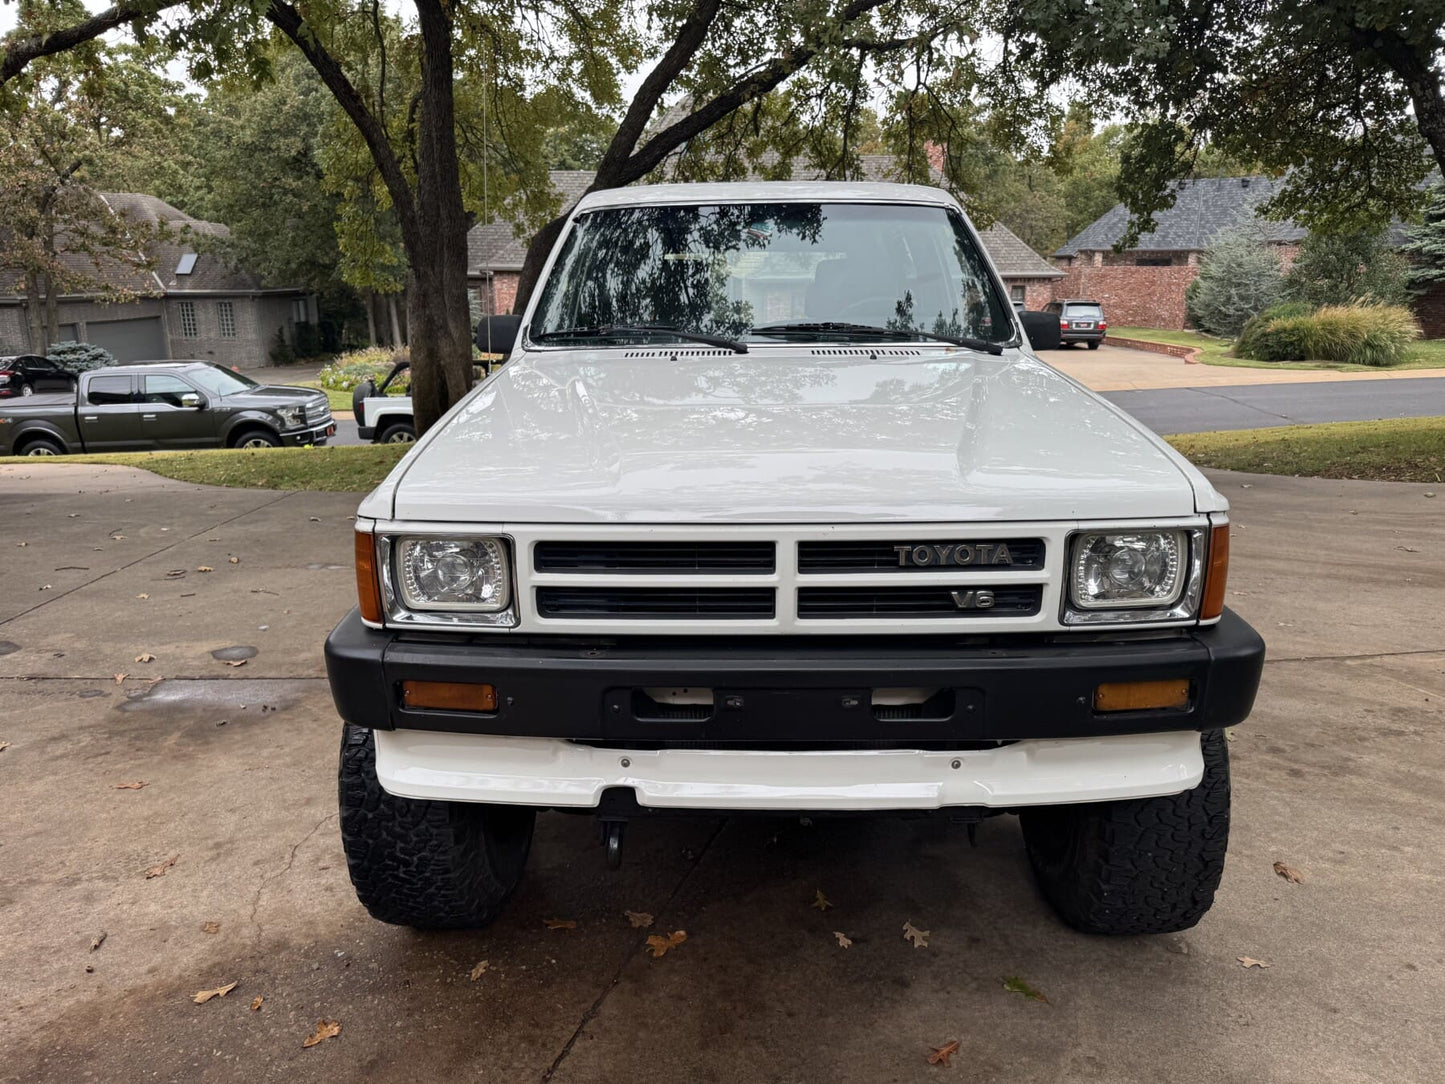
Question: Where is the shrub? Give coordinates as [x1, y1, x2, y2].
[1282, 229, 1409, 308]
[1184, 234, 1283, 337]
[1233, 301, 1420, 366]
[46, 341, 117, 372]
[268, 327, 296, 366]
[318, 347, 409, 393]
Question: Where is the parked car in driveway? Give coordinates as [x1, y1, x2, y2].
[1045, 299, 1108, 348]
[0, 361, 333, 456]
[0, 355, 79, 398]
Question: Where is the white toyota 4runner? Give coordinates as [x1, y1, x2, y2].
[325, 182, 1264, 936]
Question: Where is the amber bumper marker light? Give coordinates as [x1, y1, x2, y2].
[1200, 523, 1230, 620]
[402, 681, 498, 713]
[355, 531, 383, 624]
[1095, 679, 1190, 713]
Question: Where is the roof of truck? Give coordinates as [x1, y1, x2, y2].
[574, 181, 959, 211]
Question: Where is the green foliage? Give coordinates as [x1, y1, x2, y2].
[318, 349, 410, 392]
[1234, 302, 1421, 366]
[1283, 230, 1409, 308]
[45, 341, 116, 371]
[1184, 236, 1283, 337]
[1401, 185, 1445, 294]
[268, 327, 296, 366]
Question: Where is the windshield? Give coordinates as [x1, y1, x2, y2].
[187, 365, 259, 398]
[529, 202, 1014, 346]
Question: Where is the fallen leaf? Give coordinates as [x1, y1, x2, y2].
[90, 931, 107, 952]
[202, 922, 220, 935]
[114, 781, 148, 790]
[812, 889, 833, 911]
[226, 659, 247, 668]
[927, 1039, 960, 1067]
[469, 960, 489, 981]
[192, 980, 238, 1004]
[15, 541, 26, 547]
[250, 996, 264, 1011]
[834, 931, 853, 949]
[111, 534, 125, 541]
[113, 673, 127, 685]
[1002, 977, 1049, 1003]
[136, 593, 149, 600]
[1273, 861, 1305, 884]
[196, 566, 214, 573]
[542, 918, 576, 930]
[645, 930, 687, 958]
[39, 584, 52, 591]
[302, 1019, 341, 1048]
[902, 921, 930, 948]
[165, 569, 186, 578]
[0, 742, 10, 753]
[134, 653, 155, 663]
[228, 556, 239, 564]
[1238, 956, 1271, 969]
[143, 854, 178, 879]
[624, 910, 654, 928]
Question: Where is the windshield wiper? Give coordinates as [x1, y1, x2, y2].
[532, 323, 748, 354]
[750, 321, 1003, 356]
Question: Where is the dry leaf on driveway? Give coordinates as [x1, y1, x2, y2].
[90, 931, 107, 952]
[927, 1040, 960, 1067]
[1002, 977, 1049, 1003]
[136, 593, 149, 600]
[0, 742, 11, 753]
[302, 1019, 341, 1048]
[193, 981, 238, 1004]
[833, 931, 853, 949]
[902, 921, 929, 948]
[114, 781, 148, 790]
[134, 653, 155, 663]
[250, 996, 264, 1011]
[645, 931, 687, 958]
[1273, 861, 1305, 884]
[469, 960, 490, 981]
[39, 584, 52, 591]
[196, 566, 214, 573]
[1238, 956, 1271, 969]
[144, 854, 178, 879]
[624, 910, 654, 928]
[229, 556, 240, 564]
[812, 889, 833, 911]
[542, 918, 576, 930]
[202, 922, 220, 934]
[113, 673, 126, 685]
[225, 659, 247, 668]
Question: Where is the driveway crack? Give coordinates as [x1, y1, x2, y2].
[248, 810, 338, 944]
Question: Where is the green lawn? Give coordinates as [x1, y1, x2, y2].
[0, 444, 408, 491]
[1168, 417, 1445, 483]
[298, 381, 357, 413]
[1112, 327, 1445, 372]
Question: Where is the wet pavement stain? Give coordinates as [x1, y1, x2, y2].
[210, 645, 259, 661]
[0, 641, 19, 656]
[115, 678, 311, 714]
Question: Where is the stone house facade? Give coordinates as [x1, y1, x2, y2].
[0, 193, 314, 369]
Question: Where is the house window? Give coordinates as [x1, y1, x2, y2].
[177, 301, 198, 339]
[217, 301, 237, 338]
[1010, 284, 1025, 302]
[292, 298, 309, 323]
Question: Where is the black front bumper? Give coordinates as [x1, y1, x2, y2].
[324, 609, 1264, 744]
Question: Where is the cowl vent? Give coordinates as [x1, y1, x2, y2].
[810, 347, 923, 357]
[620, 348, 736, 358]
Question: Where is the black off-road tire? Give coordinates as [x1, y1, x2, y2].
[378, 422, 416, 444]
[338, 724, 535, 928]
[1020, 730, 1230, 935]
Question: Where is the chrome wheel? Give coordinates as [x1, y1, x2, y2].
[18, 383, 33, 397]
[239, 435, 278, 449]
[25, 443, 59, 456]
[382, 427, 416, 444]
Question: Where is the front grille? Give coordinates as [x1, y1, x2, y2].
[535, 541, 774, 574]
[536, 587, 775, 619]
[798, 538, 1045, 572]
[797, 585, 1041, 619]
[305, 399, 331, 425]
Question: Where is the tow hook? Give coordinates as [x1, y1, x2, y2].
[600, 819, 626, 869]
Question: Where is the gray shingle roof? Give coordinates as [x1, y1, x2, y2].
[1054, 176, 1307, 257]
[100, 192, 287, 293]
[467, 167, 1059, 279]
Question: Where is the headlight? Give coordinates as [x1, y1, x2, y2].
[395, 536, 511, 612]
[1069, 531, 1187, 610]
[276, 405, 304, 427]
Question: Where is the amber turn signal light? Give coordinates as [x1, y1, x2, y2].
[401, 681, 498, 713]
[1200, 523, 1230, 620]
[355, 531, 383, 624]
[1094, 679, 1190, 713]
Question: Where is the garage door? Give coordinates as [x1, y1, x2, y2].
[86, 317, 166, 362]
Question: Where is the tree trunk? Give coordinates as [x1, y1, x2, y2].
[42, 272, 59, 347]
[405, 0, 475, 434]
[24, 280, 44, 352]
[513, 214, 569, 314]
[365, 291, 377, 346]
[387, 294, 403, 347]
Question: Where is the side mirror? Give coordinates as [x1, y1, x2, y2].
[180, 392, 204, 409]
[1019, 311, 1061, 352]
[475, 314, 522, 362]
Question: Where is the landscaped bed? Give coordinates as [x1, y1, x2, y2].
[1111, 327, 1445, 372]
[1168, 417, 1445, 483]
[0, 444, 408, 491]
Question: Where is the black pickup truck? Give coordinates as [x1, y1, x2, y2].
[0, 362, 333, 456]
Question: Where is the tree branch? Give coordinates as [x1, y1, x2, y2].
[1, 1, 178, 84]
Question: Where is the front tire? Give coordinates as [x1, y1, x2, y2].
[338, 725, 534, 928]
[1020, 730, 1230, 935]
[232, 428, 281, 449]
[378, 422, 416, 444]
[18, 382, 33, 397]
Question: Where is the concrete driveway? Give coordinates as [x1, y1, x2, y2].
[1, 464, 1442, 1082]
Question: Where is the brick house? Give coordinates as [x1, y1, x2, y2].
[1052, 176, 1307, 329]
[466, 165, 1061, 317]
[0, 192, 314, 369]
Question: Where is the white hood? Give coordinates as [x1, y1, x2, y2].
[384, 347, 1200, 524]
